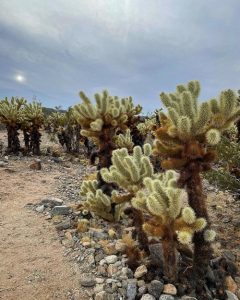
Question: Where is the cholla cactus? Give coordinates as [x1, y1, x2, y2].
[101, 144, 153, 195]
[153, 81, 240, 294]
[99, 144, 154, 253]
[137, 117, 157, 136]
[114, 129, 134, 152]
[24, 102, 44, 155]
[74, 90, 142, 193]
[131, 171, 208, 280]
[0, 97, 26, 153]
[80, 179, 124, 221]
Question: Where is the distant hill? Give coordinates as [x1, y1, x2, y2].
[42, 107, 66, 117]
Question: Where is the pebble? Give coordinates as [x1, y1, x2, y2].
[148, 280, 164, 298]
[55, 219, 71, 230]
[36, 205, 45, 213]
[80, 274, 96, 287]
[226, 290, 239, 300]
[159, 295, 175, 300]
[40, 197, 63, 207]
[51, 205, 71, 216]
[134, 265, 148, 279]
[225, 276, 238, 293]
[126, 279, 137, 300]
[107, 264, 118, 277]
[181, 297, 198, 300]
[105, 255, 118, 264]
[163, 284, 177, 295]
[140, 294, 156, 300]
[95, 291, 109, 300]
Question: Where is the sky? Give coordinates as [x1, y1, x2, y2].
[0, 0, 239, 113]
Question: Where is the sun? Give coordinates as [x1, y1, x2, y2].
[14, 74, 26, 83]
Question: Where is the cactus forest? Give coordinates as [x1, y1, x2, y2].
[1, 80, 240, 300]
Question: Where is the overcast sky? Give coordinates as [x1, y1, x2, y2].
[0, 0, 239, 113]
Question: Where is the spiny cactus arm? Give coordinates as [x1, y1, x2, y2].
[114, 129, 134, 151]
[143, 219, 165, 237]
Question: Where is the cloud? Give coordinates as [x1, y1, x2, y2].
[0, 0, 239, 111]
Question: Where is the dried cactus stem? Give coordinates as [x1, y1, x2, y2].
[162, 221, 178, 282]
[181, 163, 213, 292]
[124, 207, 150, 255]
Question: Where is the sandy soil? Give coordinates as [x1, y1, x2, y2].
[0, 161, 88, 300]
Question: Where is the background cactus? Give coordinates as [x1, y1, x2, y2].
[24, 102, 44, 155]
[0, 97, 26, 154]
[154, 80, 240, 297]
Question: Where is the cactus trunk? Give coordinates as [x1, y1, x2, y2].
[7, 125, 20, 154]
[183, 164, 213, 296]
[162, 222, 177, 282]
[31, 125, 41, 155]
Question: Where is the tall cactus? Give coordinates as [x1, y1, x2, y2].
[0, 97, 26, 153]
[154, 81, 240, 297]
[74, 90, 140, 194]
[24, 102, 44, 155]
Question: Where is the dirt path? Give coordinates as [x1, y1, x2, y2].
[0, 162, 88, 300]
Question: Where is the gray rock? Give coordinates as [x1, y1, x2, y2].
[35, 205, 45, 213]
[127, 279, 137, 300]
[138, 286, 148, 295]
[0, 161, 8, 167]
[226, 290, 239, 300]
[51, 205, 71, 216]
[140, 294, 156, 300]
[159, 295, 175, 300]
[80, 274, 96, 287]
[223, 251, 236, 262]
[148, 280, 164, 298]
[149, 243, 163, 267]
[105, 255, 118, 264]
[40, 197, 63, 208]
[181, 297, 198, 300]
[55, 219, 71, 230]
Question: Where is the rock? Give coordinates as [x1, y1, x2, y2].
[89, 228, 107, 239]
[149, 243, 163, 267]
[55, 219, 71, 230]
[163, 284, 177, 295]
[225, 276, 238, 294]
[40, 197, 63, 208]
[107, 264, 118, 277]
[137, 280, 146, 287]
[148, 280, 164, 298]
[236, 290, 240, 299]
[235, 277, 240, 284]
[223, 251, 236, 262]
[126, 279, 137, 300]
[134, 265, 148, 279]
[138, 286, 148, 295]
[115, 240, 126, 252]
[51, 205, 71, 216]
[0, 161, 8, 167]
[80, 274, 96, 287]
[159, 295, 175, 300]
[105, 255, 118, 264]
[95, 291, 109, 300]
[29, 159, 41, 170]
[35, 205, 45, 213]
[181, 297, 198, 300]
[226, 290, 239, 300]
[140, 294, 156, 300]
[108, 229, 117, 238]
